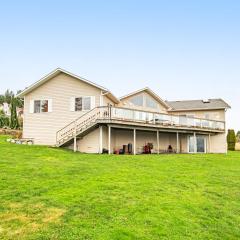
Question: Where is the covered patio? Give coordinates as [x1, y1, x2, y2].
[99, 124, 211, 155]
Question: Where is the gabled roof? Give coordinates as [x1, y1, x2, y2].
[119, 87, 171, 109]
[17, 68, 119, 103]
[166, 99, 231, 111]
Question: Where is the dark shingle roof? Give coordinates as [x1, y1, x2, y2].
[166, 99, 231, 111]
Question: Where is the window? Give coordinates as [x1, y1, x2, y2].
[129, 94, 144, 106]
[75, 97, 92, 111]
[146, 96, 158, 109]
[34, 100, 41, 113]
[41, 100, 48, 112]
[204, 113, 210, 119]
[197, 136, 205, 153]
[75, 98, 82, 111]
[33, 100, 49, 113]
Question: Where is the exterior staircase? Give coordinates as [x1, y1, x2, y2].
[56, 107, 110, 146]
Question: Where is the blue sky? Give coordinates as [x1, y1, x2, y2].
[0, 0, 239, 130]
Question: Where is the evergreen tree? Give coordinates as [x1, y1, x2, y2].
[227, 129, 236, 151]
[9, 98, 19, 129]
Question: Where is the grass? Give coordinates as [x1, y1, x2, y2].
[0, 136, 240, 240]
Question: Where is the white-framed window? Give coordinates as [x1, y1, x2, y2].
[70, 96, 95, 112]
[129, 94, 144, 106]
[30, 99, 52, 113]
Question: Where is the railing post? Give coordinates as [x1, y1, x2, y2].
[108, 105, 112, 121]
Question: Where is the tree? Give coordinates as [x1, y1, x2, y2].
[9, 98, 19, 129]
[227, 129, 236, 151]
[236, 131, 240, 143]
[0, 89, 23, 107]
[15, 90, 24, 108]
[0, 89, 14, 104]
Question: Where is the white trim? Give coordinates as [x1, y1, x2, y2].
[90, 96, 95, 109]
[168, 107, 228, 112]
[29, 100, 34, 113]
[31, 99, 51, 114]
[48, 99, 53, 112]
[70, 97, 75, 111]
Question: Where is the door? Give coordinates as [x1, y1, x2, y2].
[188, 135, 206, 153]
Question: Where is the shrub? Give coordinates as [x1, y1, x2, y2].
[0, 115, 10, 128]
[227, 129, 236, 151]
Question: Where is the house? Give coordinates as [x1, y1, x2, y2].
[17, 68, 230, 154]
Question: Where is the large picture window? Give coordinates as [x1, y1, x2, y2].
[129, 94, 158, 109]
[146, 96, 158, 109]
[129, 94, 144, 106]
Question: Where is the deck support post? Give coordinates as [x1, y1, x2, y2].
[193, 132, 197, 153]
[99, 125, 103, 154]
[208, 134, 211, 153]
[74, 136, 77, 152]
[176, 132, 179, 153]
[133, 128, 136, 155]
[157, 130, 159, 154]
[108, 125, 111, 154]
[73, 121, 77, 152]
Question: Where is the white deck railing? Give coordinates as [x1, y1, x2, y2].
[110, 107, 225, 130]
[56, 106, 225, 145]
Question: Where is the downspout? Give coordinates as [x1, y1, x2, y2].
[100, 90, 109, 107]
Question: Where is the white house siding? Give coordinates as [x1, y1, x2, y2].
[23, 72, 102, 145]
[210, 133, 227, 153]
[171, 109, 225, 121]
[76, 128, 100, 153]
[103, 95, 115, 106]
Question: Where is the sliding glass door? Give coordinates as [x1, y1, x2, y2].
[188, 135, 206, 153]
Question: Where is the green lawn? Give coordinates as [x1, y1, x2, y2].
[0, 136, 240, 240]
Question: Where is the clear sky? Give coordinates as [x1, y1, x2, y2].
[0, 0, 239, 130]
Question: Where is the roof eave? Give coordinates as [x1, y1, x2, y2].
[16, 68, 116, 100]
[168, 107, 230, 112]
